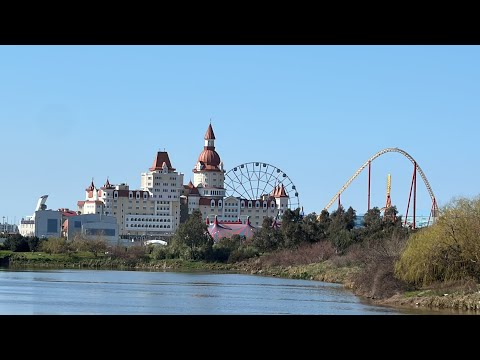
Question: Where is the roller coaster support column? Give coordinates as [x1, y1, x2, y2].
[405, 164, 416, 228]
[368, 160, 371, 211]
[413, 161, 417, 230]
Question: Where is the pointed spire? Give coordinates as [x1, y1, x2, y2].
[86, 178, 95, 191]
[206, 217, 210, 225]
[214, 215, 219, 225]
[204, 123, 216, 140]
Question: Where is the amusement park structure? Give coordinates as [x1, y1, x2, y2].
[323, 147, 438, 229]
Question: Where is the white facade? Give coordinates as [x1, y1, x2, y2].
[78, 151, 184, 237]
[186, 124, 290, 227]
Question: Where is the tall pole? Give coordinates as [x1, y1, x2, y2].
[405, 165, 415, 227]
[338, 194, 341, 209]
[367, 160, 371, 211]
[413, 162, 417, 230]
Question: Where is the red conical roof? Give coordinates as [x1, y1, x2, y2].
[279, 184, 288, 197]
[204, 123, 216, 140]
[86, 179, 95, 192]
[102, 178, 114, 189]
[150, 151, 176, 171]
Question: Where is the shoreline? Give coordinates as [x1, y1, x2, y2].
[3, 253, 479, 313]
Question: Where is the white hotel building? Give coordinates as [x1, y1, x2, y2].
[184, 124, 289, 227]
[78, 151, 184, 237]
[77, 123, 288, 235]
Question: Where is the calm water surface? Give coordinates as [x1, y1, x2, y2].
[0, 269, 444, 314]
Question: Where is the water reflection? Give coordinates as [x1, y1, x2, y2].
[0, 269, 457, 315]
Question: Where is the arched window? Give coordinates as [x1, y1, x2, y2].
[218, 200, 222, 208]
[263, 202, 267, 209]
[241, 201, 245, 208]
[255, 201, 260, 208]
[248, 201, 252, 208]
[211, 200, 215, 208]
[114, 191, 118, 198]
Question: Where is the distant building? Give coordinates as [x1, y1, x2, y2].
[184, 124, 289, 228]
[19, 195, 62, 238]
[77, 151, 184, 237]
[32, 210, 62, 238]
[64, 214, 120, 245]
[0, 222, 18, 234]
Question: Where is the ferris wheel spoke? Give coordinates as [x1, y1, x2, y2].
[244, 165, 256, 199]
[232, 167, 253, 200]
[225, 162, 300, 210]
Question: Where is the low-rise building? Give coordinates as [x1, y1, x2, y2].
[64, 214, 120, 245]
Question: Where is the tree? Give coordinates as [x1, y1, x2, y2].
[40, 237, 70, 254]
[252, 217, 283, 252]
[212, 234, 243, 262]
[172, 209, 213, 260]
[179, 200, 189, 224]
[27, 236, 42, 252]
[317, 209, 331, 241]
[396, 196, 480, 286]
[71, 233, 108, 257]
[4, 234, 29, 252]
[281, 208, 305, 248]
[301, 213, 322, 243]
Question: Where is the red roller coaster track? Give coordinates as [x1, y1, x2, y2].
[323, 147, 438, 229]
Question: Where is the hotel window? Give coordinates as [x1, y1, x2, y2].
[248, 201, 252, 208]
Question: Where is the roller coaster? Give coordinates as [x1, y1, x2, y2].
[323, 148, 438, 229]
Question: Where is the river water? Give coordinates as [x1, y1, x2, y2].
[0, 269, 443, 315]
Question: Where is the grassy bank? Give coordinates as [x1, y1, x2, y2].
[2, 249, 479, 313]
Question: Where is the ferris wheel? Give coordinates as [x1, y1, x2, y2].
[224, 162, 300, 210]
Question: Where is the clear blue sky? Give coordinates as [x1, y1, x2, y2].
[1, 45, 479, 224]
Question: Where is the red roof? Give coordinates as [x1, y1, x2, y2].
[115, 190, 149, 198]
[101, 178, 115, 190]
[208, 216, 257, 241]
[149, 151, 176, 172]
[271, 184, 288, 198]
[187, 181, 200, 195]
[199, 198, 220, 206]
[60, 209, 77, 217]
[85, 180, 95, 192]
[197, 150, 221, 167]
[204, 123, 216, 140]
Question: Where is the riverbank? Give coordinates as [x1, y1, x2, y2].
[2, 251, 479, 313]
